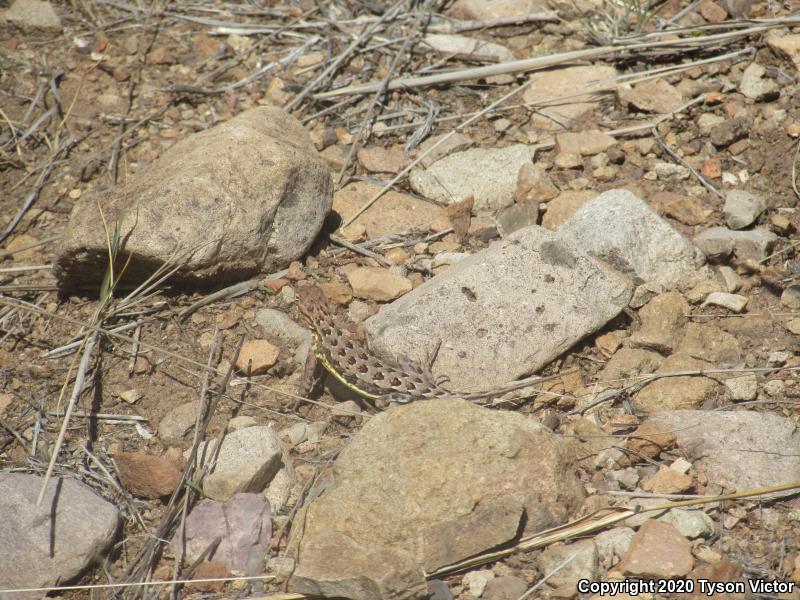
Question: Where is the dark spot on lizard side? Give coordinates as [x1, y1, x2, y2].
[461, 286, 477, 302]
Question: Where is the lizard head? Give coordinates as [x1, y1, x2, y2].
[294, 284, 328, 325]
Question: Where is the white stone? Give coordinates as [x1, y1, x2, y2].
[559, 189, 705, 288]
[718, 266, 741, 292]
[670, 457, 692, 474]
[189, 426, 285, 501]
[725, 374, 758, 401]
[423, 33, 514, 62]
[702, 292, 748, 312]
[768, 351, 791, 367]
[462, 570, 495, 597]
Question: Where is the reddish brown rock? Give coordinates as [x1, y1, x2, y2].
[699, 0, 728, 21]
[650, 192, 708, 225]
[687, 559, 746, 600]
[357, 146, 409, 174]
[189, 561, 229, 592]
[642, 466, 694, 494]
[617, 520, 694, 578]
[620, 78, 684, 114]
[236, 340, 280, 375]
[114, 451, 182, 499]
[147, 47, 173, 65]
[626, 422, 677, 459]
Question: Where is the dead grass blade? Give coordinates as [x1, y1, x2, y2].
[316, 19, 796, 98]
[427, 481, 800, 577]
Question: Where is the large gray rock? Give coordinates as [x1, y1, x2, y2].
[55, 106, 331, 289]
[0, 473, 118, 593]
[1, 0, 61, 32]
[290, 399, 585, 600]
[409, 144, 535, 211]
[365, 226, 632, 391]
[647, 410, 800, 493]
[558, 189, 705, 288]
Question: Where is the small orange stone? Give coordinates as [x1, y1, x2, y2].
[700, 157, 722, 179]
[263, 278, 289, 293]
[286, 261, 306, 281]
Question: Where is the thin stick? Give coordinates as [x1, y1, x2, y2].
[0, 138, 78, 244]
[0, 235, 61, 259]
[335, 11, 416, 183]
[651, 126, 723, 197]
[329, 234, 392, 266]
[284, 3, 404, 111]
[427, 11, 558, 33]
[316, 22, 785, 98]
[36, 331, 98, 506]
[47, 411, 147, 421]
[2, 575, 275, 595]
[0, 265, 52, 274]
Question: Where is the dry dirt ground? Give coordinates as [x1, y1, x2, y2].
[2, 0, 800, 598]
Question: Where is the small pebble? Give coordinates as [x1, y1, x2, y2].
[764, 379, 785, 396]
[781, 285, 800, 309]
[462, 570, 495, 597]
[725, 373, 758, 401]
[717, 266, 741, 292]
[554, 151, 582, 169]
[702, 292, 748, 313]
[282, 422, 307, 445]
[670, 457, 692, 474]
[767, 351, 790, 367]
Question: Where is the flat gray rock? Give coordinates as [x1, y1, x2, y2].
[722, 190, 765, 230]
[0, 473, 118, 593]
[408, 144, 535, 212]
[366, 226, 631, 391]
[693, 226, 778, 261]
[647, 410, 800, 493]
[290, 399, 585, 600]
[422, 33, 514, 62]
[56, 106, 331, 289]
[170, 493, 270, 576]
[558, 189, 705, 288]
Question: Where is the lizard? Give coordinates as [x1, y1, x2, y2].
[294, 283, 547, 405]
